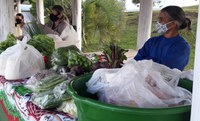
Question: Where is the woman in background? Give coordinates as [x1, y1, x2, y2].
[41, 5, 80, 49]
[42, 5, 70, 35]
[134, 6, 191, 71]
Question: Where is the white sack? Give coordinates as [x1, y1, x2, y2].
[47, 25, 80, 50]
[4, 41, 45, 80]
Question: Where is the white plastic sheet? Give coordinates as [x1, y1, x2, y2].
[87, 60, 192, 108]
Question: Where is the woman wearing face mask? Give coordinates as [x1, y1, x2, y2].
[134, 6, 191, 71]
[41, 5, 80, 49]
[15, 13, 31, 41]
[15, 13, 25, 39]
[42, 5, 70, 35]
[15, 13, 25, 28]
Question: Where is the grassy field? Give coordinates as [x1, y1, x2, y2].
[83, 6, 198, 70]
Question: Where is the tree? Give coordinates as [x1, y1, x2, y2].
[82, 0, 126, 48]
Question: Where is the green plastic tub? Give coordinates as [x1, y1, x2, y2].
[67, 74, 193, 121]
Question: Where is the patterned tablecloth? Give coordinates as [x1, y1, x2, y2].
[0, 76, 77, 121]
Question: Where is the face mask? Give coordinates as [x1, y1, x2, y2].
[15, 19, 22, 24]
[155, 21, 172, 34]
[50, 13, 59, 22]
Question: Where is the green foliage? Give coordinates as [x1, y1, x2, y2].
[101, 43, 128, 68]
[28, 34, 55, 68]
[68, 50, 92, 72]
[0, 34, 16, 54]
[82, 0, 126, 47]
[28, 34, 55, 57]
[180, 30, 196, 70]
[51, 45, 80, 66]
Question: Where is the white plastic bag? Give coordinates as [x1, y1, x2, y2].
[47, 25, 80, 50]
[0, 37, 31, 76]
[0, 43, 18, 75]
[60, 25, 80, 50]
[86, 68, 120, 94]
[87, 60, 192, 108]
[4, 41, 45, 80]
[179, 69, 194, 81]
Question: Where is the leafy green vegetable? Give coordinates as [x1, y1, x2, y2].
[51, 45, 80, 66]
[68, 50, 92, 72]
[28, 34, 55, 68]
[101, 43, 128, 68]
[0, 34, 16, 53]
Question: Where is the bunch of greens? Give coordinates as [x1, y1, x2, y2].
[31, 74, 71, 109]
[102, 43, 128, 68]
[68, 50, 92, 72]
[28, 34, 55, 68]
[0, 34, 16, 54]
[51, 45, 80, 67]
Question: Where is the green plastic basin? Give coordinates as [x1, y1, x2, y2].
[67, 73, 192, 121]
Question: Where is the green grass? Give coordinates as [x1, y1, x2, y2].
[119, 24, 138, 50]
[83, 5, 198, 70]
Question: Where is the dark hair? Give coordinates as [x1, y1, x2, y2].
[52, 5, 64, 15]
[52, 5, 69, 22]
[161, 6, 191, 31]
[16, 13, 24, 20]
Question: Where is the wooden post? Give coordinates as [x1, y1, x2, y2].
[190, 1, 200, 121]
[72, 0, 77, 27]
[36, 0, 44, 24]
[17, 0, 21, 13]
[0, 0, 15, 42]
[72, 0, 82, 50]
[136, 0, 153, 49]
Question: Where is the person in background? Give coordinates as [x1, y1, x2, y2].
[40, 5, 80, 49]
[134, 6, 191, 71]
[15, 13, 25, 27]
[42, 5, 70, 35]
[15, 13, 25, 39]
[15, 13, 31, 41]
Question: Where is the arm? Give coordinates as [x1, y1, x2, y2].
[162, 43, 190, 71]
[43, 25, 60, 35]
[43, 20, 65, 35]
[134, 39, 152, 61]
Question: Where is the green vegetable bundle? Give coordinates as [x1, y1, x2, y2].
[102, 43, 128, 68]
[0, 34, 16, 53]
[51, 45, 80, 66]
[28, 34, 55, 68]
[32, 76, 71, 109]
[31, 90, 71, 109]
[68, 50, 92, 72]
[35, 75, 65, 93]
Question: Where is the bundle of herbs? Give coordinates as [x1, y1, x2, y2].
[28, 34, 55, 68]
[101, 43, 128, 68]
